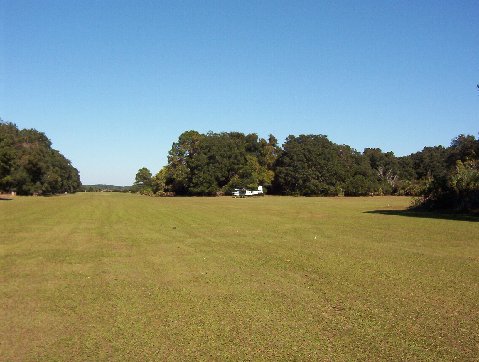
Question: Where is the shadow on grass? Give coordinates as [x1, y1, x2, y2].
[364, 209, 479, 222]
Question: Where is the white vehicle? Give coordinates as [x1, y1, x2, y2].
[232, 186, 264, 198]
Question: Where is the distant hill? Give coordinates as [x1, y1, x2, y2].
[82, 184, 131, 192]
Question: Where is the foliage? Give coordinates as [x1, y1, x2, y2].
[81, 184, 131, 192]
[0, 120, 81, 195]
[132, 167, 153, 194]
[139, 129, 478, 211]
[413, 135, 479, 212]
[151, 167, 172, 196]
[273, 135, 377, 196]
[162, 131, 279, 196]
[363, 148, 400, 193]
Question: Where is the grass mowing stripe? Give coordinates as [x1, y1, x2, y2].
[1, 193, 478, 360]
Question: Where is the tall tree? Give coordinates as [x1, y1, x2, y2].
[164, 131, 278, 195]
[134, 167, 152, 192]
[0, 120, 81, 194]
[274, 135, 346, 195]
[414, 134, 479, 212]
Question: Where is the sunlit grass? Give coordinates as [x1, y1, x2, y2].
[1, 193, 478, 360]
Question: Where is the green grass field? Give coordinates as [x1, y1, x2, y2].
[1, 193, 478, 361]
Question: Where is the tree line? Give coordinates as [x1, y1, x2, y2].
[2, 118, 476, 211]
[135, 130, 479, 212]
[0, 121, 81, 195]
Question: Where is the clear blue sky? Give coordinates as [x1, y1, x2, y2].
[1, 1, 478, 185]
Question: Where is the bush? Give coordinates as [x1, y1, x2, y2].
[414, 161, 479, 213]
[344, 175, 374, 196]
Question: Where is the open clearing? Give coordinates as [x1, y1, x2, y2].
[1, 193, 478, 360]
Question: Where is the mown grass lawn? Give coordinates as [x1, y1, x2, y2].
[1, 193, 478, 361]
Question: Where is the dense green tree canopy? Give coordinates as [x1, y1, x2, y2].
[415, 134, 479, 212]
[139, 129, 478, 212]
[0, 121, 81, 195]
[134, 167, 152, 187]
[273, 135, 378, 196]
[163, 131, 279, 196]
